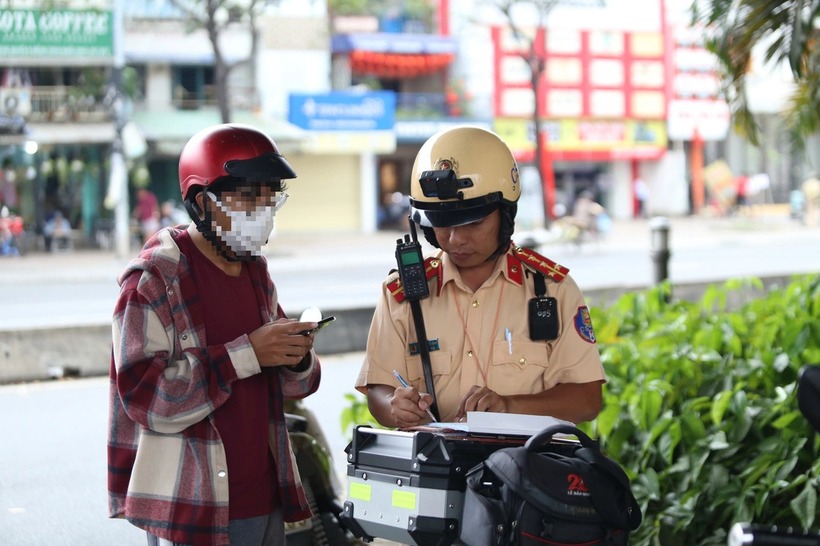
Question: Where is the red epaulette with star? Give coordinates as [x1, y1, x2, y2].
[387, 257, 443, 303]
[510, 245, 569, 283]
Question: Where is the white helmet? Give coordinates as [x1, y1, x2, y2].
[410, 126, 520, 228]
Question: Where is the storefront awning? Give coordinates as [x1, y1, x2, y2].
[333, 32, 457, 78]
[125, 29, 247, 64]
[349, 50, 454, 78]
[131, 109, 307, 156]
[332, 33, 458, 55]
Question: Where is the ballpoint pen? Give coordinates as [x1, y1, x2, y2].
[504, 328, 513, 355]
[392, 369, 438, 423]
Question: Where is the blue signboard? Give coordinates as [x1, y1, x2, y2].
[288, 91, 396, 131]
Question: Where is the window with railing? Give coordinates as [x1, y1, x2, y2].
[395, 92, 448, 118]
[394, 91, 474, 119]
[172, 66, 215, 110]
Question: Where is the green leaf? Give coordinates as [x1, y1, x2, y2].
[708, 430, 730, 451]
[637, 388, 664, 430]
[789, 481, 817, 529]
[773, 353, 791, 373]
[711, 390, 733, 426]
[596, 399, 620, 438]
[660, 420, 682, 465]
[772, 410, 803, 430]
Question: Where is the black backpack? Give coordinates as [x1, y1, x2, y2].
[459, 424, 642, 546]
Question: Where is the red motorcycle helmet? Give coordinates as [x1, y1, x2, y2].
[178, 123, 297, 200]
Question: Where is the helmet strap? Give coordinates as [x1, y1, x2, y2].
[185, 188, 244, 262]
[183, 194, 201, 226]
[419, 224, 440, 249]
[488, 202, 517, 261]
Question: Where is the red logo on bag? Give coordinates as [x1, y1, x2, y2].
[567, 473, 590, 496]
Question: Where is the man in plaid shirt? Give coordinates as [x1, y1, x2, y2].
[108, 124, 321, 546]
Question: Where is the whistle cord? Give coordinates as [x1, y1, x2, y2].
[451, 282, 506, 388]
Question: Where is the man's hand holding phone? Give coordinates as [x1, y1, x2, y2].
[299, 316, 335, 335]
[250, 318, 321, 367]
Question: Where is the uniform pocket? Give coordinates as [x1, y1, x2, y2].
[404, 350, 453, 388]
[489, 340, 548, 395]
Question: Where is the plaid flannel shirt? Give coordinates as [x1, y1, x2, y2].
[107, 227, 320, 546]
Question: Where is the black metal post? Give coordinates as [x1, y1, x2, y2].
[649, 216, 670, 285]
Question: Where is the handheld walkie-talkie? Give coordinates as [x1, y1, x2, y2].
[396, 217, 440, 420]
[395, 221, 429, 301]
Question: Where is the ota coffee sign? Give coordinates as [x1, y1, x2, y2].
[0, 8, 113, 59]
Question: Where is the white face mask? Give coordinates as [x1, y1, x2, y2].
[207, 192, 276, 258]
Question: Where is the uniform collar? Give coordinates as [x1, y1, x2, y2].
[439, 243, 523, 291]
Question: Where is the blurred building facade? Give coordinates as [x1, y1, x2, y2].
[0, 0, 814, 249]
[0, 3, 116, 246]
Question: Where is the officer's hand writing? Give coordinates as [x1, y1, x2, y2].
[391, 386, 435, 428]
[454, 385, 508, 421]
[249, 318, 316, 367]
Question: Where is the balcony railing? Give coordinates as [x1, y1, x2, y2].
[3, 86, 476, 124]
[173, 85, 216, 110]
[1, 84, 260, 123]
[173, 85, 259, 111]
[14, 87, 112, 123]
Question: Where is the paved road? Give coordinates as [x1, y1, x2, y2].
[1, 214, 818, 331]
[0, 352, 367, 546]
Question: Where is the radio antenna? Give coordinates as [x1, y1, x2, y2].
[408, 214, 419, 243]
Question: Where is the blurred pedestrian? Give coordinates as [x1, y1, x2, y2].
[0, 205, 22, 256]
[802, 173, 820, 226]
[160, 199, 188, 228]
[633, 176, 648, 218]
[0, 157, 18, 211]
[734, 172, 749, 213]
[571, 190, 605, 236]
[133, 187, 160, 243]
[43, 210, 73, 252]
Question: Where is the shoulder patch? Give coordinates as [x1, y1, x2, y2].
[512, 246, 569, 282]
[387, 257, 443, 303]
[574, 306, 597, 344]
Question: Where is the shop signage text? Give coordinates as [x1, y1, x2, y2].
[0, 8, 113, 58]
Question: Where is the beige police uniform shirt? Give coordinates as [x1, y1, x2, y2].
[355, 245, 606, 423]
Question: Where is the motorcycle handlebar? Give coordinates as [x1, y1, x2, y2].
[729, 523, 820, 546]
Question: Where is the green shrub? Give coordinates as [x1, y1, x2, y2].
[339, 274, 820, 545]
[340, 392, 381, 436]
[586, 274, 820, 545]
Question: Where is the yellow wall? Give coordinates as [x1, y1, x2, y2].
[275, 153, 362, 232]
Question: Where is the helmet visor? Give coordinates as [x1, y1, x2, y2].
[224, 152, 297, 182]
[411, 199, 500, 228]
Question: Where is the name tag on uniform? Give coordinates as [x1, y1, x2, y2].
[408, 339, 440, 355]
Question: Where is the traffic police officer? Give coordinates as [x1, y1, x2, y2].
[355, 126, 606, 427]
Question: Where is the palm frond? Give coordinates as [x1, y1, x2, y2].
[693, 0, 819, 145]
